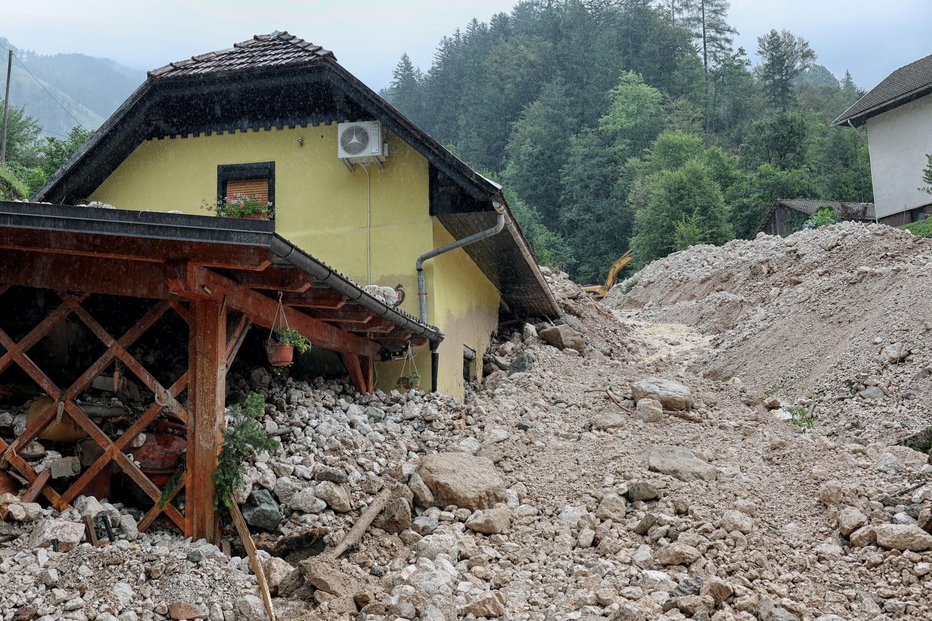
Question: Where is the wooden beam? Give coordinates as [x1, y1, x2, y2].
[191, 268, 379, 358]
[0, 229, 274, 270]
[232, 266, 313, 292]
[317, 306, 376, 324]
[0, 251, 169, 299]
[281, 289, 346, 309]
[341, 318, 396, 334]
[187, 300, 226, 542]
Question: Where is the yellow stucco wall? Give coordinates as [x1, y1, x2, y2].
[90, 124, 498, 400]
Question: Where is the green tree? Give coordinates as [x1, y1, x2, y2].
[0, 102, 42, 167]
[743, 112, 809, 169]
[629, 158, 732, 265]
[559, 128, 635, 283]
[756, 29, 816, 110]
[504, 79, 578, 223]
[383, 54, 424, 121]
[599, 71, 665, 160]
[39, 125, 93, 178]
[504, 188, 573, 268]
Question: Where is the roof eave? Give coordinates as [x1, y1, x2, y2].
[832, 84, 932, 127]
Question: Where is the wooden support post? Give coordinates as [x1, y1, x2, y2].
[342, 353, 367, 394]
[187, 300, 226, 542]
[362, 356, 374, 393]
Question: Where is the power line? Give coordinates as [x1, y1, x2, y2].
[3, 49, 88, 131]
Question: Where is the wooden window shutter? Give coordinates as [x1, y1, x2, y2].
[225, 178, 269, 202]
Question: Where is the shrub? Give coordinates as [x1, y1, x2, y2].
[213, 393, 278, 509]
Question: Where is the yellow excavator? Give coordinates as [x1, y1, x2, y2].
[582, 250, 633, 299]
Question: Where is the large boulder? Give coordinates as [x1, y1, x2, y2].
[539, 324, 585, 353]
[29, 519, 85, 552]
[873, 524, 932, 551]
[242, 489, 283, 531]
[640, 445, 718, 482]
[419, 453, 506, 510]
[632, 378, 694, 411]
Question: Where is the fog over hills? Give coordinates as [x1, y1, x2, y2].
[1, 36, 144, 137]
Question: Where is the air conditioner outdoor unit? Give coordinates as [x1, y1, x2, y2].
[337, 121, 387, 167]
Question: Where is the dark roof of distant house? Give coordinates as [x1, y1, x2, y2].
[32, 31, 559, 319]
[833, 53, 932, 127]
[757, 199, 875, 233]
[148, 31, 334, 79]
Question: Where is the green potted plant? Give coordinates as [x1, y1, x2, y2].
[201, 193, 273, 220]
[396, 371, 420, 391]
[266, 328, 311, 366]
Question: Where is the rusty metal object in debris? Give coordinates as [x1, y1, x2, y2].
[127, 421, 186, 487]
[26, 396, 87, 443]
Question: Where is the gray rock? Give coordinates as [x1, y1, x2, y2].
[242, 489, 283, 531]
[289, 488, 326, 513]
[596, 493, 627, 520]
[627, 481, 660, 502]
[419, 453, 506, 510]
[415, 530, 460, 561]
[374, 497, 412, 533]
[640, 445, 718, 481]
[465, 505, 512, 534]
[655, 542, 701, 565]
[508, 351, 538, 375]
[859, 386, 885, 400]
[592, 412, 626, 430]
[837, 506, 868, 537]
[408, 472, 435, 509]
[635, 398, 664, 422]
[632, 378, 693, 410]
[315, 481, 353, 513]
[29, 519, 85, 551]
[873, 524, 932, 551]
[720, 509, 754, 534]
[539, 324, 585, 353]
[314, 465, 348, 484]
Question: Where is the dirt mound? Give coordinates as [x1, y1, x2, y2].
[606, 222, 932, 444]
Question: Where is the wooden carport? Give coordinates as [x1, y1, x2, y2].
[0, 202, 441, 542]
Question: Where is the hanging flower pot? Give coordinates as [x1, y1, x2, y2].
[266, 296, 311, 367]
[266, 342, 295, 366]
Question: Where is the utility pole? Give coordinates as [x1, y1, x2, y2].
[1, 50, 12, 165]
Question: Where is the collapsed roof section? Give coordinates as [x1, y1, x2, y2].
[33, 31, 560, 320]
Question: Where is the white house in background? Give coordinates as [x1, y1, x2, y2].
[833, 54, 932, 226]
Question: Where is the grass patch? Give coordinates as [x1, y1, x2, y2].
[900, 218, 932, 238]
[0, 166, 29, 200]
[785, 405, 814, 429]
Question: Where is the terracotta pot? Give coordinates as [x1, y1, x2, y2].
[240, 213, 270, 220]
[266, 342, 294, 366]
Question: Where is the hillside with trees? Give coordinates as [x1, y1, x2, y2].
[382, 0, 872, 281]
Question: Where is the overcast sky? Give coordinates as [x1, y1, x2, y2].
[5, 0, 931, 92]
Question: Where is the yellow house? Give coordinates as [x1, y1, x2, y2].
[35, 31, 558, 400]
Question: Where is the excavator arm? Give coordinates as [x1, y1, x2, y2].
[582, 250, 633, 299]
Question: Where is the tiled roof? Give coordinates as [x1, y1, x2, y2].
[148, 31, 334, 79]
[833, 53, 932, 126]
